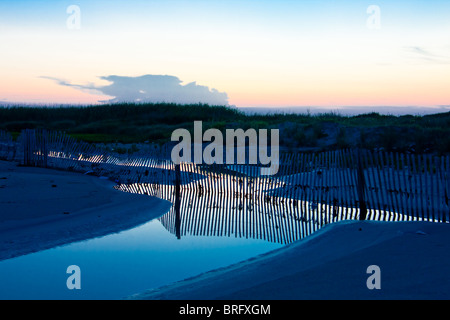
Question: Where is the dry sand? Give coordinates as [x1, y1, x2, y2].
[0, 160, 171, 261]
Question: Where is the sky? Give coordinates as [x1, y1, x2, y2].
[0, 0, 449, 109]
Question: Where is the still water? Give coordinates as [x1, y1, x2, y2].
[0, 215, 282, 300]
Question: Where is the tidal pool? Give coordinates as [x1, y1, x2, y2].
[0, 214, 282, 300]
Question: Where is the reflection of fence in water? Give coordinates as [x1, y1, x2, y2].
[116, 177, 359, 245]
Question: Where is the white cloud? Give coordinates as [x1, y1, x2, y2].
[42, 74, 229, 105]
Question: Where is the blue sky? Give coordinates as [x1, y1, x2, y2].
[0, 0, 449, 107]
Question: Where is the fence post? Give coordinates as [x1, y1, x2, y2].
[23, 129, 32, 166]
[175, 163, 181, 239]
[356, 149, 368, 220]
[42, 129, 48, 168]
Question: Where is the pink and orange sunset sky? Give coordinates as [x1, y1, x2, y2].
[0, 0, 449, 110]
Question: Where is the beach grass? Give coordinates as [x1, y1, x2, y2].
[1, 103, 450, 153]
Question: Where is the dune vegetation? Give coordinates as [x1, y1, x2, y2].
[1, 103, 450, 154]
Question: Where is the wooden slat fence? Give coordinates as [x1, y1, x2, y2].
[5, 129, 450, 244]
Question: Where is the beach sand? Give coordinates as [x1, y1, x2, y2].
[0, 160, 171, 261]
[130, 220, 450, 300]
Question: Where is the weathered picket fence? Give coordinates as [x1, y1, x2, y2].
[9, 128, 450, 244]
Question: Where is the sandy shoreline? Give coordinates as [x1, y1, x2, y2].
[2, 159, 449, 299]
[130, 220, 450, 300]
[0, 160, 172, 261]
